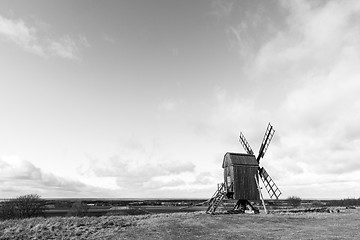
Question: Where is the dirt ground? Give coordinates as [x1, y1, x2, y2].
[0, 208, 359, 239]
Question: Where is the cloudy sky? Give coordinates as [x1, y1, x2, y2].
[1, 0, 360, 199]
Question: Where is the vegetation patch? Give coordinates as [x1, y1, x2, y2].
[0, 215, 139, 240]
[0, 209, 359, 239]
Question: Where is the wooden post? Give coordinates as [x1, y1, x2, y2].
[255, 174, 267, 214]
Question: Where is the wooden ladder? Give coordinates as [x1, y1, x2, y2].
[206, 183, 226, 214]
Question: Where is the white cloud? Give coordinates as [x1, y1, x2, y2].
[0, 156, 112, 198]
[76, 138, 225, 198]
[210, 0, 234, 20]
[226, 25, 252, 58]
[103, 34, 116, 44]
[0, 14, 89, 60]
[48, 35, 90, 60]
[0, 15, 45, 56]
[81, 154, 195, 192]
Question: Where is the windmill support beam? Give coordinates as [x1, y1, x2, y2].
[255, 174, 267, 214]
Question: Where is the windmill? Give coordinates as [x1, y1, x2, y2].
[206, 123, 281, 214]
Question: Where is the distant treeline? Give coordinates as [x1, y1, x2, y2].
[264, 197, 360, 208]
[324, 198, 360, 207]
[45, 199, 207, 208]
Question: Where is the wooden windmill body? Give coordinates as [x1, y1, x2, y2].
[222, 152, 259, 200]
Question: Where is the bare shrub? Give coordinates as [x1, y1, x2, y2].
[0, 194, 46, 220]
[0, 200, 17, 220]
[67, 201, 89, 217]
[287, 196, 302, 207]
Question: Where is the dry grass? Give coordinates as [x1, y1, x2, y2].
[117, 209, 360, 240]
[0, 208, 359, 239]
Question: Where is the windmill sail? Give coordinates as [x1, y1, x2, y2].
[259, 167, 281, 199]
[257, 123, 275, 163]
[239, 132, 254, 155]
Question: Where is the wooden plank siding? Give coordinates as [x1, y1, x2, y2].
[233, 166, 259, 200]
[222, 152, 260, 200]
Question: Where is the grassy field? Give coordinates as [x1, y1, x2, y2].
[117, 208, 360, 240]
[0, 208, 359, 239]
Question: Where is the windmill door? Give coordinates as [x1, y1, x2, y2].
[224, 166, 234, 193]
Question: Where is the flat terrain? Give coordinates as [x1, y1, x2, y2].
[1, 208, 359, 239]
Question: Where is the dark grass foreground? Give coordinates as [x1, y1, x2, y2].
[1, 209, 359, 239]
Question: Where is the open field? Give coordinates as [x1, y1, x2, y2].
[0, 208, 359, 239]
[27, 198, 358, 217]
[0, 197, 354, 218]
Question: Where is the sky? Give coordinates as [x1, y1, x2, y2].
[1, 0, 360, 199]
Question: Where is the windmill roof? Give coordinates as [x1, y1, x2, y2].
[222, 152, 258, 168]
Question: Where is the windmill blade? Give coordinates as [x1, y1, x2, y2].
[258, 167, 281, 199]
[239, 132, 254, 155]
[257, 123, 275, 163]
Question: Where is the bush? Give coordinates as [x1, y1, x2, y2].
[67, 201, 89, 217]
[0, 194, 46, 220]
[312, 200, 326, 207]
[287, 196, 302, 207]
[0, 200, 17, 220]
